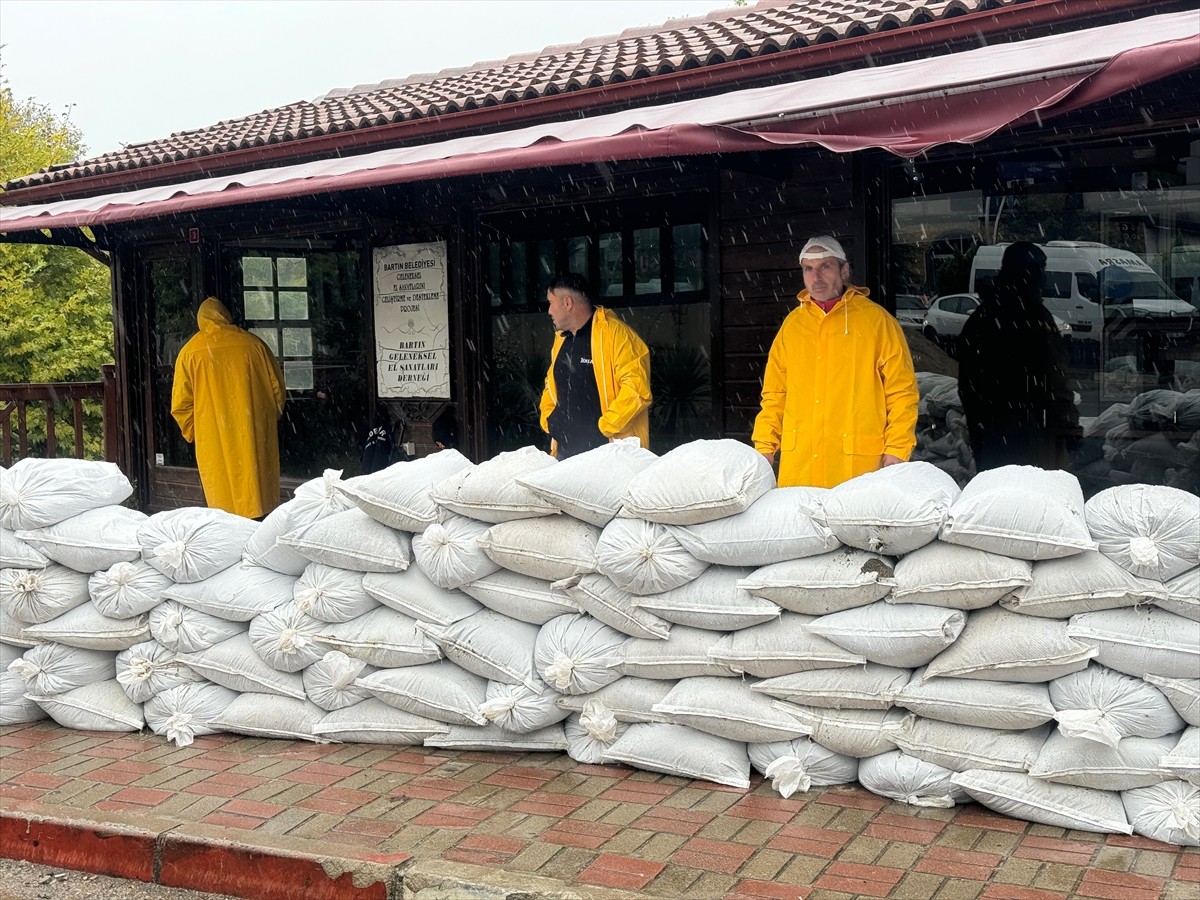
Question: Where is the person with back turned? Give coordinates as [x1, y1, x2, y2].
[539, 273, 651, 458]
[752, 236, 919, 488]
[171, 296, 286, 518]
[958, 240, 1080, 470]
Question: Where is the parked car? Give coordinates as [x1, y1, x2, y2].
[923, 292, 1071, 348]
[893, 294, 928, 327]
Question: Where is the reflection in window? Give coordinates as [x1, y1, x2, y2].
[598, 232, 622, 298]
[242, 255, 312, 391]
[633, 228, 661, 294]
[674, 224, 704, 292]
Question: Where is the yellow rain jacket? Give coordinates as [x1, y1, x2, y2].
[539, 306, 652, 455]
[752, 287, 918, 488]
[171, 297, 286, 518]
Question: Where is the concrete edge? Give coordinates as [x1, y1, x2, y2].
[0, 800, 654, 900]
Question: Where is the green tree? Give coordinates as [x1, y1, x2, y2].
[0, 68, 113, 455]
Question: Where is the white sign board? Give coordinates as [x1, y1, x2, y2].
[372, 241, 451, 399]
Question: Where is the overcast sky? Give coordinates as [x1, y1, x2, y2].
[1, 0, 727, 159]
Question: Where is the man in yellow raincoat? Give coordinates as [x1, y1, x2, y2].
[752, 236, 918, 488]
[539, 273, 651, 458]
[171, 297, 287, 518]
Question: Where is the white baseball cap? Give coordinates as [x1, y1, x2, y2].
[799, 236, 847, 262]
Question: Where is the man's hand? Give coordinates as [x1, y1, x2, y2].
[880, 454, 904, 468]
[760, 450, 777, 466]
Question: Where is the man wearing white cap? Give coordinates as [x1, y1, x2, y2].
[751, 236, 918, 488]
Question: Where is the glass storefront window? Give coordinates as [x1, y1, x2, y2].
[890, 139, 1199, 496]
[633, 228, 661, 294]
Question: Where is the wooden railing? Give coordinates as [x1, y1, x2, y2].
[0, 365, 120, 467]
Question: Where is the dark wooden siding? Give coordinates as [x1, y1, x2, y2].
[717, 152, 858, 439]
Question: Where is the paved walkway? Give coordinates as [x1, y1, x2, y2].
[1, 721, 1196, 900]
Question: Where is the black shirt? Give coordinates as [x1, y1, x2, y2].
[550, 314, 605, 459]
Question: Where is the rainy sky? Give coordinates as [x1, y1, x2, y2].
[2, 0, 725, 159]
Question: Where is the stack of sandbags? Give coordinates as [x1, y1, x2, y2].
[1076, 388, 1200, 494]
[911, 372, 975, 487]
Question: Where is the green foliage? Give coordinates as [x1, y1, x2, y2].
[0, 66, 114, 457]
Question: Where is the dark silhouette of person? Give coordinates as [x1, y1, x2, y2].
[958, 241, 1080, 471]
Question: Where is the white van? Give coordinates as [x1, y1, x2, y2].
[969, 241, 1198, 338]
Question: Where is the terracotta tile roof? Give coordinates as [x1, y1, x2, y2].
[7, 0, 1005, 192]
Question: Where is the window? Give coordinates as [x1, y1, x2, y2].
[146, 253, 199, 468]
[243, 255, 314, 390]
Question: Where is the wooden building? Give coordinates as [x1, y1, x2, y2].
[2, 0, 1197, 510]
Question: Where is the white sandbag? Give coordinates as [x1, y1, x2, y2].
[1157, 568, 1199, 622]
[621, 439, 775, 526]
[564, 703, 629, 764]
[7, 643, 115, 696]
[1068, 608, 1200, 680]
[411, 515, 499, 589]
[1085, 484, 1200, 582]
[0, 563, 90, 624]
[555, 677, 676, 724]
[176, 633, 306, 698]
[895, 670, 1055, 731]
[278, 507, 411, 573]
[312, 698, 450, 744]
[243, 469, 356, 575]
[249, 605, 327, 672]
[479, 680, 570, 734]
[115, 640, 201, 703]
[148, 600, 245, 653]
[924, 607, 1097, 683]
[479, 517, 600, 582]
[424, 722, 570, 752]
[313, 607, 443, 669]
[940, 466, 1096, 560]
[554, 573, 671, 640]
[815, 462, 960, 555]
[143, 682, 240, 747]
[651, 677, 810, 743]
[210, 693, 326, 742]
[460, 569, 577, 625]
[738, 549, 895, 615]
[534, 614, 626, 695]
[1143, 674, 1200, 727]
[1122, 781, 1200, 846]
[0, 527, 48, 569]
[594, 518, 708, 597]
[302, 650, 374, 711]
[634, 566, 780, 631]
[337, 449, 473, 532]
[162, 562, 297, 622]
[1030, 733, 1175, 790]
[22, 603, 149, 651]
[429, 446, 559, 523]
[1002, 552, 1168, 619]
[139, 508, 257, 583]
[805, 602, 964, 669]
[15, 506, 146, 573]
[27, 679, 144, 731]
[356, 660, 488, 725]
[618, 625, 736, 680]
[1050, 666, 1184, 747]
[779, 707, 908, 758]
[0, 458, 132, 531]
[1160, 727, 1200, 786]
[0, 667, 46, 725]
[890, 542, 1031, 611]
[603, 722, 751, 789]
[421, 610, 541, 690]
[667, 487, 839, 566]
[292, 564, 377, 624]
[857, 751, 968, 808]
[89, 560, 172, 619]
[895, 719, 1049, 773]
[708, 614, 866, 678]
[515, 438, 656, 526]
[751, 664, 910, 711]
[748, 738, 859, 798]
[951, 769, 1131, 834]
[362, 567, 482, 626]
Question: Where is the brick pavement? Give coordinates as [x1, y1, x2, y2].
[1, 721, 1196, 900]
